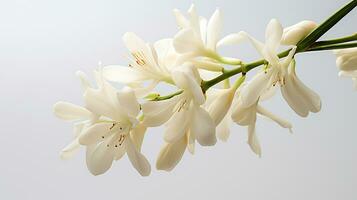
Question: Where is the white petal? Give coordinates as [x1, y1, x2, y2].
[240, 31, 266, 59]
[199, 17, 207, 45]
[60, 139, 80, 160]
[103, 65, 148, 83]
[130, 123, 147, 152]
[125, 137, 151, 176]
[281, 20, 317, 45]
[186, 131, 195, 154]
[240, 71, 272, 107]
[336, 55, 357, 71]
[191, 105, 217, 146]
[265, 19, 283, 52]
[231, 99, 257, 126]
[216, 113, 231, 142]
[256, 105, 292, 132]
[187, 4, 201, 37]
[86, 142, 115, 176]
[164, 108, 190, 143]
[117, 87, 140, 117]
[206, 9, 222, 50]
[173, 9, 189, 28]
[247, 123, 261, 157]
[172, 65, 205, 105]
[53, 101, 92, 120]
[208, 88, 235, 125]
[156, 137, 186, 171]
[217, 32, 245, 47]
[78, 123, 113, 145]
[132, 81, 159, 98]
[142, 95, 180, 127]
[76, 71, 92, 91]
[173, 29, 202, 54]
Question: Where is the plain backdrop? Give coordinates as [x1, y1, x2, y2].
[0, 0, 356, 199]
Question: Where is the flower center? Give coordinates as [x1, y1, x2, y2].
[132, 51, 147, 66]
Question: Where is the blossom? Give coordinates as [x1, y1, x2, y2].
[239, 19, 321, 117]
[141, 65, 216, 171]
[54, 69, 151, 176]
[103, 33, 179, 97]
[281, 20, 317, 45]
[339, 70, 357, 90]
[172, 4, 244, 67]
[334, 48, 357, 89]
[232, 94, 292, 156]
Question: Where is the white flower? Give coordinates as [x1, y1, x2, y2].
[172, 5, 244, 65]
[141, 64, 216, 171]
[335, 47, 357, 71]
[103, 33, 179, 97]
[281, 20, 317, 45]
[231, 95, 292, 156]
[239, 19, 321, 117]
[54, 69, 151, 176]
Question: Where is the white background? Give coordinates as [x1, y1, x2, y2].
[0, 0, 356, 199]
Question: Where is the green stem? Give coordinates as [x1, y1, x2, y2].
[307, 42, 357, 51]
[149, 90, 183, 101]
[312, 33, 357, 46]
[296, 0, 357, 51]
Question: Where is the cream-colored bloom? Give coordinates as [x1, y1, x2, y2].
[335, 47, 357, 71]
[103, 33, 179, 97]
[54, 69, 151, 176]
[281, 20, 317, 45]
[339, 70, 357, 90]
[142, 65, 216, 171]
[172, 5, 244, 66]
[232, 95, 292, 156]
[239, 19, 321, 117]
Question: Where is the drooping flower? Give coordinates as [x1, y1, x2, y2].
[141, 64, 216, 171]
[231, 94, 292, 156]
[239, 19, 321, 117]
[103, 33, 179, 97]
[54, 69, 151, 176]
[334, 48, 357, 90]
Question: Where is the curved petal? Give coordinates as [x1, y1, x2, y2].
[54, 101, 92, 121]
[78, 123, 113, 145]
[191, 105, 217, 146]
[60, 139, 80, 160]
[217, 32, 245, 47]
[240, 71, 272, 107]
[117, 87, 140, 117]
[231, 99, 257, 126]
[173, 9, 189, 28]
[103, 65, 148, 83]
[76, 71, 92, 91]
[256, 105, 292, 132]
[247, 123, 261, 157]
[86, 142, 115, 176]
[216, 113, 231, 142]
[208, 88, 235, 125]
[164, 108, 190, 143]
[125, 137, 151, 176]
[206, 9, 222, 50]
[156, 137, 186, 171]
[142, 95, 180, 127]
[130, 123, 147, 152]
[173, 28, 202, 54]
[281, 20, 317, 45]
[265, 19, 283, 52]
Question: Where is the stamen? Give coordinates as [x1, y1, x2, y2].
[132, 51, 146, 66]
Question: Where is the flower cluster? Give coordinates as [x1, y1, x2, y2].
[54, 4, 356, 176]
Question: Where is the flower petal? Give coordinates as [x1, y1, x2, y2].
[173, 28, 202, 54]
[53, 101, 92, 121]
[265, 19, 283, 52]
[156, 137, 186, 171]
[191, 105, 217, 146]
[217, 32, 245, 47]
[130, 123, 147, 152]
[231, 99, 257, 126]
[86, 142, 115, 176]
[60, 139, 80, 160]
[256, 105, 292, 132]
[281, 20, 317, 45]
[240, 70, 272, 107]
[117, 87, 140, 117]
[125, 137, 151, 176]
[206, 9, 222, 50]
[208, 88, 235, 125]
[164, 108, 190, 143]
[103, 65, 148, 83]
[79, 123, 113, 145]
[247, 122, 261, 157]
[216, 113, 231, 142]
[173, 9, 189, 28]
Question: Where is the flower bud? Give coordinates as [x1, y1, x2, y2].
[281, 20, 317, 45]
[334, 47, 357, 71]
